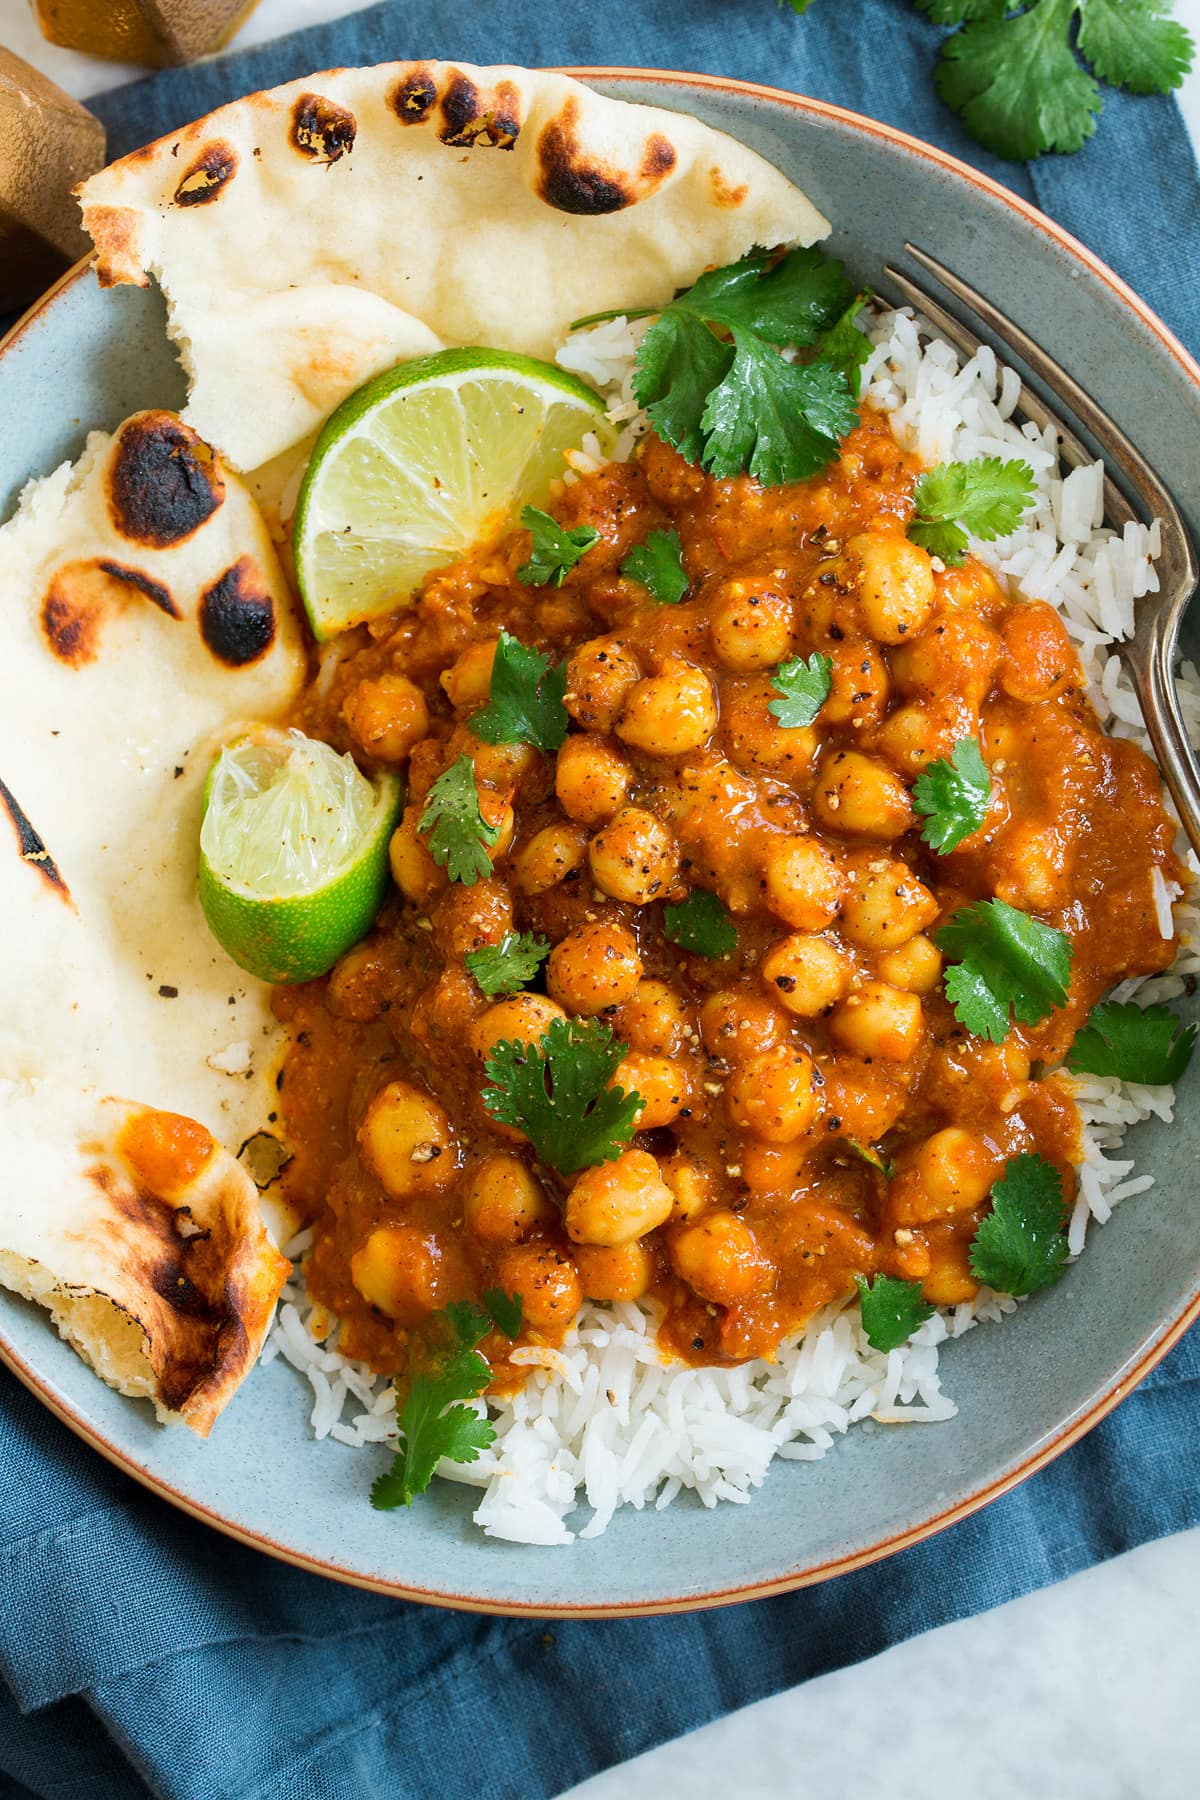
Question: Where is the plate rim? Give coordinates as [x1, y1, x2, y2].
[3, 66, 1198, 1618]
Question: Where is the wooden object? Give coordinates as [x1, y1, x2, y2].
[0, 50, 105, 312]
[32, 0, 261, 66]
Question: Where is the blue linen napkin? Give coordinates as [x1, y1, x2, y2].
[2, 3, 1199, 1795]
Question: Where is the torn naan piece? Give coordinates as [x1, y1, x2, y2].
[0, 1088, 290, 1435]
[77, 62, 828, 471]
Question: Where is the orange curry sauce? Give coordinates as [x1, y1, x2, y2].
[274, 410, 1181, 1388]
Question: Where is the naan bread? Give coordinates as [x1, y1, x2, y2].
[0, 1088, 290, 1436]
[77, 62, 828, 471]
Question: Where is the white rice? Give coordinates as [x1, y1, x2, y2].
[263, 304, 1199, 1543]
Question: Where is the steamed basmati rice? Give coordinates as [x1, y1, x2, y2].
[261, 304, 1199, 1544]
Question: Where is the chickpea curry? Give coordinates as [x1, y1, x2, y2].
[274, 406, 1182, 1390]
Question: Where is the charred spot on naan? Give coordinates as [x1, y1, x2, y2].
[290, 93, 357, 164]
[0, 776, 70, 902]
[437, 70, 522, 149]
[41, 558, 179, 667]
[108, 413, 225, 547]
[537, 98, 677, 215]
[708, 165, 750, 209]
[199, 556, 278, 667]
[390, 64, 439, 124]
[173, 140, 239, 207]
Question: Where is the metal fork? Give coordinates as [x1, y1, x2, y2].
[882, 245, 1200, 861]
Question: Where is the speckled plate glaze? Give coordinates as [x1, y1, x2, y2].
[2, 71, 1199, 1617]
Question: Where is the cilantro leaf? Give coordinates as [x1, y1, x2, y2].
[469, 630, 568, 753]
[968, 1152, 1069, 1295]
[935, 0, 1102, 162]
[1066, 1000, 1197, 1085]
[916, 0, 1007, 23]
[854, 1273, 935, 1352]
[913, 736, 992, 853]
[637, 309, 736, 466]
[517, 506, 600, 588]
[1077, 0, 1193, 95]
[481, 1287, 523, 1339]
[936, 898, 1073, 1043]
[482, 1016, 643, 1175]
[417, 754, 499, 886]
[370, 1301, 496, 1509]
[768, 651, 833, 729]
[908, 458, 1037, 565]
[701, 335, 859, 486]
[676, 246, 855, 348]
[464, 930, 550, 997]
[847, 1140, 896, 1180]
[815, 292, 874, 395]
[663, 887, 738, 958]
[621, 528, 689, 604]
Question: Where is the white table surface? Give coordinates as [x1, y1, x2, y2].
[2, 3, 1199, 1794]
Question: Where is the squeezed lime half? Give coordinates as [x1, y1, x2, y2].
[198, 727, 402, 984]
[292, 348, 610, 639]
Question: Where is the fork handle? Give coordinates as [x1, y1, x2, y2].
[1124, 609, 1200, 864]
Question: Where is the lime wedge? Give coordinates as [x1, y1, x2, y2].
[198, 727, 403, 984]
[293, 348, 610, 639]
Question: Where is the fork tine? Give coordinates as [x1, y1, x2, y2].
[881, 262, 1139, 528]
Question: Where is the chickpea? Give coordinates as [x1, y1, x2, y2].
[660, 1152, 713, 1223]
[565, 636, 641, 731]
[920, 1230, 979, 1305]
[821, 639, 891, 729]
[440, 639, 498, 714]
[876, 933, 943, 994]
[873, 701, 956, 775]
[471, 993, 566, 1061]
[741, 1138, 810, 1196]
[554, 733, 633, 827]
[477, 787, 516, 862]
[998, 602, 1079, 702]
[890, 613, 1002, 710]
[616, 658, 718, 756]
[350, 1224, 440, 1321]
[821, 1056, 907, 1145]
[890, 1128, 1003, 1226]
[565, 1148, 674, 1247]
[548, 920, 643, 1015]
[761, 932, 852, 1017]
[327, 940, 391, 1023]
[452, 729, 538, 792]
[342, 673, 429, 764]
[726, 1044, 821, 1142]
[617, 980, 692, 1057]
[614, 1050, 690, 1128]
[828, 980, 924, 1063]
[410, 966, 484, 1052]
[840, 853, 939, 951]
[670, 1211, 774, 1307]
[588, 806, 680, 906]
[430, 878, 513, 962]
[462, 1153, 555, 1244]
[723, 679, 820, 783]
[762, 835, 843, 932]
[991, 821, 1070, 910]
[700, 988, 785, 1061]
[813, 749, 914, 839]
[358, 1081, 458, 1198]
[574, 1240, 654, 1303]
[708, 574, 794, 671]
[849, 529, 937, 643]
[388, 806, 446, 905]
[495, 1243, 583, 1333]
[511, 819, 589, 896]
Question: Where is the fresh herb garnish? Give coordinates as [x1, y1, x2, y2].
[370, 1301, 496, 1510]
[621, 527, 689, 604]
[465, 930, 551, 998]
[517, 506, 600, 588]
[768, 651, 833, 729]
[663, 887, 738, 958]
[907, 458, 1037, 565]
[631, 247, 861, 486]
[847, 1140, 896, 1180]
[417, 754, 499, 886]
[481, 1287, 524, 1340]
[969, 1152, 1069, 1295]
[816, 291, 874, 394]
[1067, 999, 1197, 1085]
[482, 1016, 643, 1175]
[469, 630, 569, 753]
[913, 736, 992, 853]
[936, 898, 1073, 1043]
[854, 1273, 935, 1352]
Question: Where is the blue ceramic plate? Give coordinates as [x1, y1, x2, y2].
[2, 72, 1198, 1616]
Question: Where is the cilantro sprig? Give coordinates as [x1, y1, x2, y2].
[482, 1017, 643, 1174]
[470, 630, 568, 753]
[663, 887, 738, 958]
[370, 1291, 521, 1511]
[1067, 999, 1197, 1086]
[768, 652, 833, 729]
[465, 930, 551, 998]
[913, 736, 992, 853]
[517, 506, 600, 587]
[621, 528, 689, 604]
[969, 1152, 1069, 1295]
[854, 1273, 935, 1352]
[907, 458, 1036, 565]
[936, 898, 1072, 1043]
[418, 755, 499, 886]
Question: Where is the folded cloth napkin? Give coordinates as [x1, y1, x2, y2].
[2, 3, 1199, 1796]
